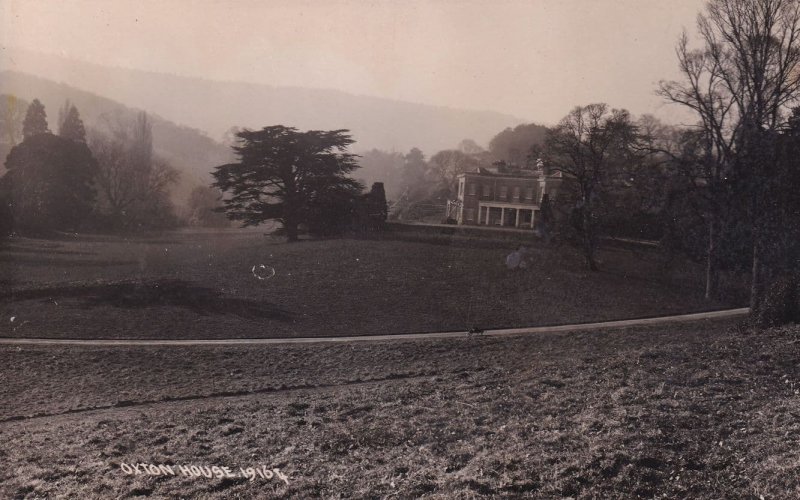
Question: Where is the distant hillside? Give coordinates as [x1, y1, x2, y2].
[0, 71, 233, 204]
[2, 49, 523, 154]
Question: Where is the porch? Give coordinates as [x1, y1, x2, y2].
[478, 202, 538, 229]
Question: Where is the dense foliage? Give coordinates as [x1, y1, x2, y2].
[212, 126, 363, 241]
[0, 99, 181, 235]
[1, 133, 97, 232]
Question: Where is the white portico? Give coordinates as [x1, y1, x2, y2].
[478, 201, 537, 228]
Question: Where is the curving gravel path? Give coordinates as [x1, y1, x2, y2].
[0, 307, 749, 346]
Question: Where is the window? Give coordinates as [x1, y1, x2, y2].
[465, 208, 475, 221]
[513, 186, 521, 201]
[525, 187, 535, 200]
[482, 184, 491, 197]
[500, 186, 508, 199]
[468, 183, 477, 196]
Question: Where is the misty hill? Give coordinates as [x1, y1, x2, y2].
[0, 71, 233, 204]
[2, 49, 523, 154]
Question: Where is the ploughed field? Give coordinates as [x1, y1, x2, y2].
[2, 319, 799, 498]
[0, 228, 731, 339]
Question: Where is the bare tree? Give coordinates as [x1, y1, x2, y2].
[428, 149, 480, 199]
[659, 0, 800, 307]
[545, 103, 640, 270]
[89, 111, 179, 229]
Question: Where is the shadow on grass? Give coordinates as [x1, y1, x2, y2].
[7, 230, 186, 245]
[0, 254, 137, 267]
[0, 279, 292, 321]
[360, 232, 535, 250]
[0, 244, 96, 256]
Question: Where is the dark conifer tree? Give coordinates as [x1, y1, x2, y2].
[367, 182, 388, 224]
[22, 99, 49, 140]
[58, 102, 87, 143]
[212, 125, 362, 241]
[0, 134, 97, 231]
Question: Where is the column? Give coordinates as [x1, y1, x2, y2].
[485, 206, 491, 225]
[500, 208, 505, 226]
[531, 209, 536, 228]
[515, 209, 521, 228]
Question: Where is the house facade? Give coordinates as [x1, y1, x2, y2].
[449, 166, 563, 229]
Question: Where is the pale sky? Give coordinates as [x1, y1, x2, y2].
[1, 0, 707, 125]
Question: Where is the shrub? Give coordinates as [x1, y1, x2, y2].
[0, 194, 12, 238]
[755, 272, 800, 328]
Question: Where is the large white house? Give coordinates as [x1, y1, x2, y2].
[447, 165, 563, 229]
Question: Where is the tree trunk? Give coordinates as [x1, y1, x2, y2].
[750, 231, 762, 314]
[284, 217, 299, 242]
[110, 206, 126, 233]
[705, 217, 719, 300]
[584, 241, 598, 271]
[749, 171, 765, 316]
[583, 206, 598, 271]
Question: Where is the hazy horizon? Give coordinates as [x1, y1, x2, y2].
[1, 47, 526, 122]
[2, 0, 706, 127]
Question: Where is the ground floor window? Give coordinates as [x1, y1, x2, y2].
[489, 207, 502, 225]
[477, 206, 537, 228]
[521, 209, 533, 226]
[503, 208, 517, 226]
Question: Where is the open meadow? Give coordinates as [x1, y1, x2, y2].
[0, 227, 734, 340]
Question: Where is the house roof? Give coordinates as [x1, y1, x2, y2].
[457, 167, 563, 181]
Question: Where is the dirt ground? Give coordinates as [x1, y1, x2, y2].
[3, 318, 800, 498]
[0, 230, 733, 339]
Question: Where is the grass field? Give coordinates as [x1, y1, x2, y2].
[3, 228, 767, 498]
[0, 228, 733, 339]
[2, 319, 799, 498]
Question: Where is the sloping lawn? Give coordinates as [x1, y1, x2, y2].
[1, 319, 798, 498]
[0, 229, 732, 339]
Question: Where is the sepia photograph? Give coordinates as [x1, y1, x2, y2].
[1, 0, 800, 497]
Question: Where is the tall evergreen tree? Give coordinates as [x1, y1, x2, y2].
[22, 99, 49, 140]
[366, 182, 388, 228]
[58, 101, 87, 143]
[212, 125, 362, 242]
[0, 134, 97, 231]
